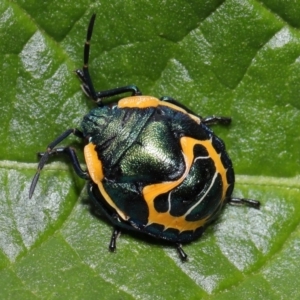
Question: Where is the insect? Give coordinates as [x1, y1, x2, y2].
[29, 14, 260, 261]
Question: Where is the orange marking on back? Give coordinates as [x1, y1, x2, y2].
[84, 143, 104, 182]
[143, 136, 229, 232]
[118, 96, 200, 124]
[84, 143, 128, 221]
[118, 96, 160, 108]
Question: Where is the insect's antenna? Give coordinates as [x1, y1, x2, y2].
[83, 14, 98, 100]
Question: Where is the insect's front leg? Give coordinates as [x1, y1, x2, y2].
[29, 128, 87, 198]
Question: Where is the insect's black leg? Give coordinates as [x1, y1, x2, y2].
[175, 243, 188, 262]
[160, 96, 199, 116]
[109, 227, 121, 252]
[75, 14, 142, 105]
[76, 68, 142, 101]
[96, 85, 142, 102]
[29, 128, 85, 198]
[228, 197, 260, 209]
[160, 96, 231, 126]
[37, 147, 89, 179]
[44, 128, 84, 149]
[201, 116, 231, 126]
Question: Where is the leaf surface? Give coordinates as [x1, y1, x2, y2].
[0, 0, 299, 299]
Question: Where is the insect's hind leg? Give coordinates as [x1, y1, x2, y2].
[228, 197, 260, 209]
[201, 115, 231, 126]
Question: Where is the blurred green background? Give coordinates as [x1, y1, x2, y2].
[0, 0, 299, 299]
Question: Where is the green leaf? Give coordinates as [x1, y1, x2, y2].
[1, 0, 300, 299]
